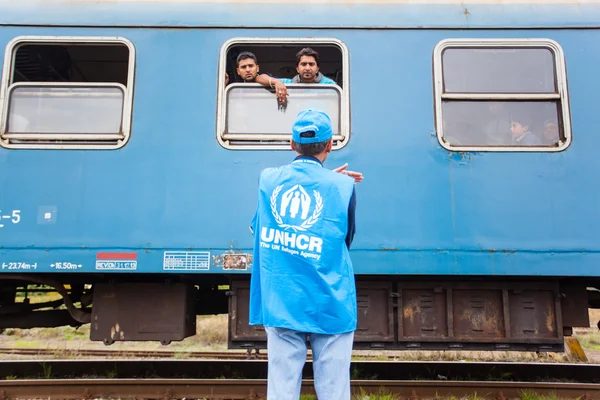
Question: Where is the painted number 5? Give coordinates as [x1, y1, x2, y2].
[12, 210, 20, 224]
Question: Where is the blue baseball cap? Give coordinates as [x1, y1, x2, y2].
[292, 109, 333, 144]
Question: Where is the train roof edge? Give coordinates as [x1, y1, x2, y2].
[1, 0, 600, 29]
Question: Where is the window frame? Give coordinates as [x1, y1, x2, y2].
[217, 37, 350, 150]
[433, 38, 572, 152]
[223, 82, 343, 140]
[0, 36, 136, 150]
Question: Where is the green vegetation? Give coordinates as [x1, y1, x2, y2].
[40, 362, 52, 379]
[105, 366, 118, 379]
[15, 285, 62, 304]
[464, 394, 486, 400]
[520, 391, 563, 400]
[577, 332, 600, 351]
[352, 388, 396, 400]
[1, 314, 229, 353]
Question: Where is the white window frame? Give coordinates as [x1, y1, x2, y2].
[433, 38, 572, 152]
[0, 36, 136, 150]
[217, 37, 350, 150]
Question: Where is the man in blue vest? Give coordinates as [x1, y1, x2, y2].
[250, 109, 361, 400]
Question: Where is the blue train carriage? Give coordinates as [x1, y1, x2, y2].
[0, 0, 598, 351]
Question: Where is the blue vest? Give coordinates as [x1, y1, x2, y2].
[249, 158, 356, 334]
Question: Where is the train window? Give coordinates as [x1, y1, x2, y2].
[0, 37, 135, 149]
[8, 86, 124, 137]
[217, 38, 349, 150]
[433, 39, 571, 152]
[227, 85, 341, 138]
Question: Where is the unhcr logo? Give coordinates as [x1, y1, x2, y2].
[270, 184, 323, 231]
[260, 184, 324, 260]
[260, 227, 323, 255]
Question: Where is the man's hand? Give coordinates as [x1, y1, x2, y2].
[274, 81, 288, 106]
[333, 163, 363, 183]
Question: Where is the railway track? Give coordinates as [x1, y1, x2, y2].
[0, 346, 265, 359]
[0, 378, 597, 399]
[0, 359, 598, 399]
[2, 359, 600, 382]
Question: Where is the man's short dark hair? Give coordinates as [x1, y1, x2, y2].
[236, 51, 258, 67]
[296, 47, 320, 66]
[292, 131, 330, 156]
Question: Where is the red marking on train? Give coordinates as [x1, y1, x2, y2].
[96, 252, 137, 260]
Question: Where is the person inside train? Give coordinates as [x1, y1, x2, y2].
[541, 120, 560, 145]
[225, 51, 272, 87]
[225, 51, 263, 84]
[225, 51, 291, 108]
[510, 111, 542, 146]
[234, 51, 261, 83]
[255, 47, 335, 106]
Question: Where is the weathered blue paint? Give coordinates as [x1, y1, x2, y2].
[1, 1, 600, 29]
[1, 249, 599, 276]
[0, 9, 598, 277]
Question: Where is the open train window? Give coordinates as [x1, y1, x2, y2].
[433, 39, 571, 152]
[217, 38, 349, 150]
[0, 36, 135, 149]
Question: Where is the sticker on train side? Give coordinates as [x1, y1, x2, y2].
[163, 251, 210, 271]
[95, 252, 137, 270]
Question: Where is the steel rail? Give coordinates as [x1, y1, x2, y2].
[2, 359, 600, 384]
[0, 379, 597, 399]
[0, 347, 265, 359]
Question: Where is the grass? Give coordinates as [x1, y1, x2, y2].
[2, 325, 90, 341]
[577, 332, 600, 351]
[187, 314, 228, 347]
[0, 314, 229, 353]
[15, 286, 62, 305]
[5, 340, 46, 348]
[573, 309, 600, 354]
[105, 366, 118, 379]
[520, 390, 566, 400]
[464, 395, 486, 400]
[40, 362, 52, 379]
[352, 388, 396, 400]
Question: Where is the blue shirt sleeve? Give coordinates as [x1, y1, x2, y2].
[345, 188, 356, 249]
[277, 77, 335, 84]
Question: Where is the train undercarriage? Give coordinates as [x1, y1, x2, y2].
[0, 274, 598, 352]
